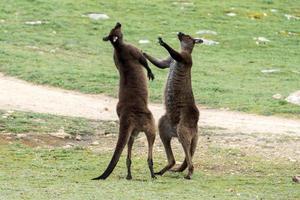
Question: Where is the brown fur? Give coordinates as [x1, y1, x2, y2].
[92, 23, 156, 180]
[143, 32, 203, 179]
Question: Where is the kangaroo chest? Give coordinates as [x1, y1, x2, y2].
[165, 61, 191, 118]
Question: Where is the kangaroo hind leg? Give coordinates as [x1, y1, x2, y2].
[155, 115, 176, 176]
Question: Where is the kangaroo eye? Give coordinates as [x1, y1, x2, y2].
[113, 36, 118, 42]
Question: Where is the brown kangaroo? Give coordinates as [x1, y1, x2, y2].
[92, 22, 156, 180]
[143, 32, 203, 179]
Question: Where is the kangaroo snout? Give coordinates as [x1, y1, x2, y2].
[194, 38, 203, 44]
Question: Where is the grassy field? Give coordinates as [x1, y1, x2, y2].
[0, 0, 299, 117]
[0, 143, 299, 200]
[0, 110, 299, 200]
[0, 110, 98, 135]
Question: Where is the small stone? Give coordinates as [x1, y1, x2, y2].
[254, 37, 270, 44]
[138, 39, 150, 44]
[292, 176, 300, 183]
[16, 134, 27, 139]
[261, 69, 280, 73]
[172, 2, 194, 6]
[286, 90, 300, 106]
[284, 14, 299, 20]
[226, 12, 236, 17]
[104, 107, 109, 111]
[75, 135, 82, 141]
[86, 13, 109, 20]
[63, 144, 72, 149]
[49, 128, 71, 139]
[25, 21, 43, 25]
[272, 94, 282, 99]
[196, 30, 217, 35]
[91, 141, 99, 146]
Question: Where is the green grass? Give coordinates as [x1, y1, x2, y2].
[0, 110, 118, 135]
[0, 110, 299, 199]
[0, 143, 299, 200]
[0, 0, 299, 117]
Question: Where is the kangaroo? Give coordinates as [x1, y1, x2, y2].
[143, 32, 203, 179]
[92, 22, 156, 180]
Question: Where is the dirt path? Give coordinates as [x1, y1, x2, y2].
[1, 72, 300, 135]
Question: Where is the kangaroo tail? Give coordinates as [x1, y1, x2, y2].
[92, 121, 133, 180]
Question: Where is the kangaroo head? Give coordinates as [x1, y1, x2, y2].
[103, 22, 123, 45]
[177, 32, 203, 52]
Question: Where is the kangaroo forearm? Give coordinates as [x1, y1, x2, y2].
[162, 43, 183, 62]
[144, 53, 170, 69]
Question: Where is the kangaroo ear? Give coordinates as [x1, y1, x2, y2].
[115, 22, 121, 29]
[194, 38, 203, 44]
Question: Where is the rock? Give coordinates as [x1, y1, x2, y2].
[272, 94, 282, 100]
[49, 128, 71, 139]
[172, 2, 194, 6]
[202, 39, 219, 46]
[75, 135, 82, 141]
[16, 134, 27, 139]
[86, 13, 109, 20]
[261, 69, 280, 73]
[63, 144, 72, 149]
[270, 9, 278, 13]
[286, 91, 300, 106]
[104, 107, 109, 111]
[292, 176, 300, 183]
[196, 30, 217, 35]
[138, 39, 150, 44]
[226, 12, 236, 17]
[254, 37, 270, 45]
[91, 141, 99, 146]
[25, 21, 44, 25]
[284, 14, 299, 20]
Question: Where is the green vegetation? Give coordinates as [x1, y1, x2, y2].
[0, 0, 299, 117]
[0, 143, 299, 200]
[0, 110, 117, 135]
[0, 110, 299, 199]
